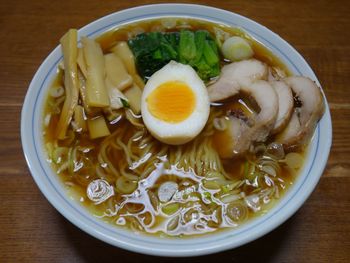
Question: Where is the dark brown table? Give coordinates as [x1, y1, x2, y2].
[1, 0, 349, 262]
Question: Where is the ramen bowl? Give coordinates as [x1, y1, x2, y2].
[21, 4, 332, 257]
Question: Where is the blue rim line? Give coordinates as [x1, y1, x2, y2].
[31, 12, 319, 246]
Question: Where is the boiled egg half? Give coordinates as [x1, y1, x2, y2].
[141, 61, 210, 145]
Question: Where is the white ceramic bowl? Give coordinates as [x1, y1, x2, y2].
[21, 4, 332, 257]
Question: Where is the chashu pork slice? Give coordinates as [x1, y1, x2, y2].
[270, 80, 294, 134]
[214, 80, 278, 157]
[276, 76, 325, 151]
[208, 59, 268, 102]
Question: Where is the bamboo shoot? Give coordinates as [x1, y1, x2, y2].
[111, 41, 136, 75]
[124, 84, 142, 114]
[56, 29, 79, 139]
[82, 37, 110, 107]
[104, 53, 132, 91]
[73, 105, 87, 132]
[87, 116, 110, 139]
[77, 47, 88, 78]
[132, 74, 145, 90]
[105, 78, 129, 110]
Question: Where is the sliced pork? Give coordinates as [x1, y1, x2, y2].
[270, 80, 294, 134]
[208, 59, 268, 102]
[276, 76, 325, 150]
[214, 80, 279, 157]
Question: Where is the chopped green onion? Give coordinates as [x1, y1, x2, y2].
[221, 36, 254, 61]
[52, 147, 68, 164]
[203, 191, 212, 203]
[162, 203, 180, 215]
[203, 179, 221, 190]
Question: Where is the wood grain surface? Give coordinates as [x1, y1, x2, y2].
[1, 0, 349, 262]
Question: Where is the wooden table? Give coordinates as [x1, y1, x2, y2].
[1, 0, 349, 262]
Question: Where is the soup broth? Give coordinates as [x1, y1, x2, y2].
[43, 18, 310, 237]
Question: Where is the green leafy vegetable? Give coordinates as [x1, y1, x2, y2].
[203, 40, 219, 66]
[194, 30, 206, 61]
[128, 30, 220, 81]
[119, 97, 130, 108]
[127, 32, 179, 80]
[179, 30, 196, 63]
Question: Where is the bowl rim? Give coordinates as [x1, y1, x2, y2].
[21, 3, 332, 257]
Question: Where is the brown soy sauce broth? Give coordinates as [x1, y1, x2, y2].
[43, 18, 303, 237]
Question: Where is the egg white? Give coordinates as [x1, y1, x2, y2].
[141, 61, 210, 145]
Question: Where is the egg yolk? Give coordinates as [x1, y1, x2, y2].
[146, 81, 196, 123]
